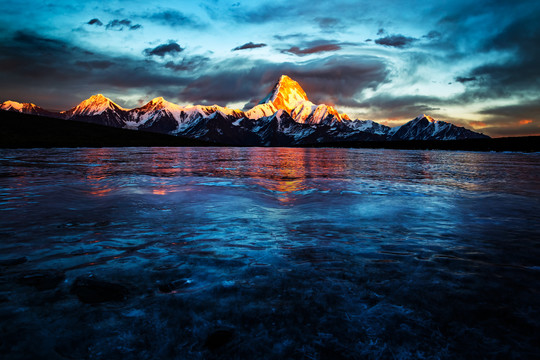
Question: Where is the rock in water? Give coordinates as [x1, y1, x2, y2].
[17, 270, 65, 290]
[70, 275, 129, 304]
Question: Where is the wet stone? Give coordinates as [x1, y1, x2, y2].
[70, 275, 129, 304]
[0, 257, 28, 267]
[17, 270, 65, 290]
[204, 329, 235, 351]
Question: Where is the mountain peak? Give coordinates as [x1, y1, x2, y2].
[415, 114, 436, 123]
[259, 75, 309, 113]
[150, 97, 165, 105]
[66, 94, 126, 116]
[1, 100, 43, 114]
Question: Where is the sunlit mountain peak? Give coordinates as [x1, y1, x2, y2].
[416, 114, 436, 123]
[150, 97, 165, 104]
[65, 94, 127, 116]
[255, 75, 350, 124]
[259, 75, 309, 113]
[1, 100, 51, 116]
[1, 100, 35, 111]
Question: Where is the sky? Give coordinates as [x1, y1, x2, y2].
[0, 0, 539, 137]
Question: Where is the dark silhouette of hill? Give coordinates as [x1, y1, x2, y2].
[0, 110, 217, 148]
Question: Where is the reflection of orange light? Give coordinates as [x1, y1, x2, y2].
[89, 188, 112, 197]
[78, 148, 115, 197]
[153, 189, 167, 195]
[519, 119, 532, 125]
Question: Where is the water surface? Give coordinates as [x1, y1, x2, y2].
[1, 147, 539, 359]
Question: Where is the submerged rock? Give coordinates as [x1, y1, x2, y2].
[70, 275, 129, 304]
[17, 270, 65, 290]
[0, 257, 28, 267]
[204, 329, 235, 351]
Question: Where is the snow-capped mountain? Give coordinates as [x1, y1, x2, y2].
[390, 114, 489, 140]
[61, 94, 129, 128]
[0, 100, 56, 117]
[0, 76, 489, 145]
[259, 75, 350, 124]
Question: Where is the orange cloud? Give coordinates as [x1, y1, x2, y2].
[519, 119, 533, 125]
[471, 121, 487, 128]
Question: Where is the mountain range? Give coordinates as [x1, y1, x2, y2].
[0, 75, 489, 145]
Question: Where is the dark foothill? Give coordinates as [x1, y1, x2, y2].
[0, 257, 28, 266]
[70, 275, 129, 304]
[204, 329, 235, 351]
[17, 270, 65, 290]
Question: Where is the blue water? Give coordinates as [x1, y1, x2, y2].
[0, 147, 539, 359]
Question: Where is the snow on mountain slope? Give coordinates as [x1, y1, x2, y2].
[63, 94, 126, 117]
[2, 77, 490, 145]
[1, 101, 56, 117]
[256, 75, 349, 124]
[390, 114, 489, 140]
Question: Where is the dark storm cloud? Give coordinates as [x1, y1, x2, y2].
[423, 30, 441, 40]
[87, 18, 103, 26]
[232, 42, 267, 51]
[463, 14, 540, 100]
[164, 56, 210, 71]
[314, 17, 346, 32]
[282, 44, 342, 56]
[75, 60, 114, 70]
[179, 55, 389, 107]
[145, 9, 206, 28]
[375, 35, 416, 48]
[0, 31, 192, 109]
[106, 19, 142, 31]
[357, 94, 443, 120]
[280, 40, 347, 56]
[144, 42, 183, 57]
[455, 76, 477, 83]
[480, 99, 540, 124]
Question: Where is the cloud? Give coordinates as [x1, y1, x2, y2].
[423, 30, 442, 40]
[87, 18, 103, 26]
[0, 31, 193, 109]
[467, 98, 540, 136]
[356, 94, 443, 120]
[314, 17, 346, 32]
[164, 56, 210, 71]
[281, 42, 342, 56]
[455, 76, 477, 83]
[178, 55, 389, 107]
[377, 28, 385, 36]
[232, 42, 267, 51]
[463, 14, 540, 100]
[105, 19, 142, 31]
[375, 34, 416, 48]
[145, 9, 205, 28]
[273, 33, 307, 41]
[144, 42, 184, 57]
[75, 60, 114, 70]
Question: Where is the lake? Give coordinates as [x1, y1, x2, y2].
[0, 147, 539, 359]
